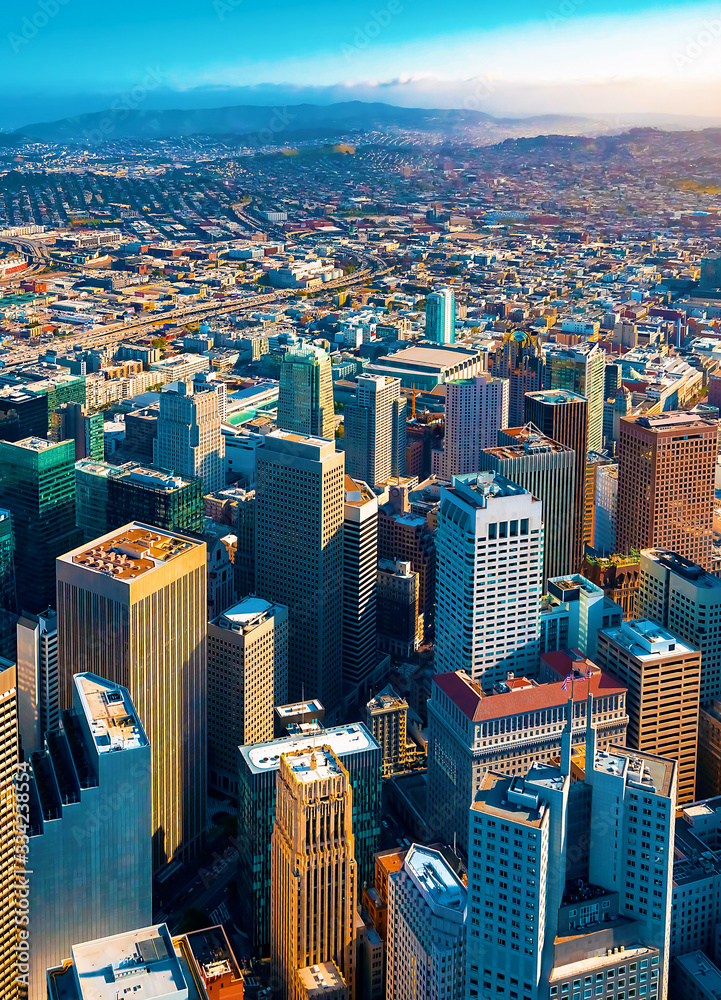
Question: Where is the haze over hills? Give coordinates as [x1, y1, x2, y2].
[10, 101, 650, 145]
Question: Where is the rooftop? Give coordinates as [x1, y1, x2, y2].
[62, 524, 199, 581]
[550, 944, 657, 984]
[642, 548, 721, 590]
[344, 474, 376, 507]
[525, 389, 587, 406]
[75, 673, 148, 754]
[367, 684, 408, 713]
[296, 961, 346, 996]
[403, 844, 466, 920]
[471, 772, 546, 827]
[601, 618, 698, 660]
[674, 951, 721, 994]
[283, 746, 344, 783]
[241, 721, 377, 774]
[448, 470, 533, 506]
[213, 596, 282, 634]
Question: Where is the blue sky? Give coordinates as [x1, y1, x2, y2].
[2, 0, 721, 127]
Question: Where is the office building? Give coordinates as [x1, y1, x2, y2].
[378, 489, 436, 628]
[0, 509, 17, 659]
[539, 574, 623, 660]
[207, 597, 288, 797]
[237, 722, 381, 955]
[544, 341, 606, 454]
[467, 714, 675, 1000]
[426, 287, 456, 344]
[670, 811, 721, 961]
[377, 558, 422, 658]
[193, 369, 228, 423]
[344, 373, 406, 489]
[366, 684, 415, 777]
[582, 551, 641, 620]
[0, 437, 81, 614]
[673, 952, 721, 999]
[270, 746, 356, 1000]
[255, 431, 344, 713]
[427, 652, 628, 853]
[594, 462, 618, 555]
[277, 343, 334, 439]
[435, 472, 543, 690]
[386, 844, 467, 1000]
[698, 702, 721, 798]
[52, 400, 104, 461]
[25, 673, 151, 1000]
[435, 374, 509, 480]
[0, 386, 48, 442]
[486, 424, 575, 586]
[583, 452, 614, 551]
[596, 618, 701, 804]
[56, 523, 207, 870]
[342, 476, 378, 697]
[0, 662, 18, 1000]
[617, 413, 718, 570]
[16, 608, 58, 757]
[489, 329, 543, 427]
[153, 381, 225, 494]
[638, 548, 721, 704]
[234, 488, 256, 598]
[524, 390, 588, 571]
[364, 343, 483, 391]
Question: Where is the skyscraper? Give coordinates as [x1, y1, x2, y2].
[153, 382, 225, 494]
[0, 509, 17, 659]
[544, 341, 606, 454]
[485, 424, 575, 586]
[524, 390, 588, 571]
[344, 374, 406, 489]
[490, 329, 543, 427]
[386, 844, 467, 1000]
[435, 374, 509, 479]
[237, 722, 381, 955]
[270, 746, 357, 1000]
[435, 472, 543, 690]
[0, 437, 81, 614]
[342, 475, 378, 697]
[596, 618, 700, 803]
[616, 412, 717, 570]
[467, 715, 674, 1000]
[277, 343, 334, 439]
[25, 672, 151, 1000]
[207, 597, 288, 797]
[16, 608, 58, 756]
[56, 523, 207, 870]
[255, 431, 344, 713]
[193, 369, 228, 423]
[52, 400, 104, 461]
[638, 548, 721, 704]
[425, 288, 456, 344]
[0, 662, 18, 1000]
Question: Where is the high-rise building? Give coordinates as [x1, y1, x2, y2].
[489, 329, 543, 427]
[277, 343, 334, 439]
[377, 558, 422, 658]
[0, 509, 17, 659]
[344, 374, 406, 489]
[435, 472, 543, 690]
[427, 653, 628, 853]
[207, 597, 288, 797]
[386, 844, 467, 1000]
[270, 745, 356, 1000]
[366, 684, 415, 777]
[16, 608, 58, 756]
[617, 413, 718, 570]
[234, 487, 256, 598]
[435, 374, 509, 480]
[524, 390, 588, 571]
[637, 548, 721, 705]
[255, 431, 344, 713]
[0, 437, 81, 614]
[153, 381, 225, 494]
[596, 618, 700, 804]
[0, 386, 48, 443]
[378, 489, 436, 629]
[52, 400, 104, 461]
[539, 574, 623, 660]
[193, 370, 228, 423]
[56, 523, 207, 870]
[583, 452, 614, 551]
[425, 288, 456, 344]
[237, 722, 381, 955]
[544, 341, 606, 454]
[467, 713, 675, 1000]
[342, 476, 378, 697]
[25, 673, 151, 1000]
[0, 662, 18, 1000]
[485, 424, 575, 586]
[594, 462, 618, 555]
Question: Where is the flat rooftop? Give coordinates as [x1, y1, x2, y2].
[449, 470, 532, 506]
[9, 435, 64, 452]
[283, 746, 343, 783]
[62, 524, 199, 581]
[213, 596, 281, 633]
[241, 722, 377, 774]
[296, 962, 346, 995]
[643, 548, 721, 590]
[276, 699, 324, 717]
[471, 772, 545, 828]
[76, 673, 148, 754]
[601, 618, 698, 660]
[68, 924, 187, 1000]
[550, 944, 656, 983]
[595, 746, 676, 798]
[525, 389, 587, 405]
[404, 844, 466, 919]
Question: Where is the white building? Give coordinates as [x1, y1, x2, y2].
[16, 609, 58, 756]
[153, 380, 225, 493]
[467, 709, 675, 1000]
[435, 472, 543, 690]
[594, 462, 618, 556]
[193, 370, 228, 422]
[434, 374, 509, 480]
[149, 351, 210, 383]
[386, 844, 466, 1000]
